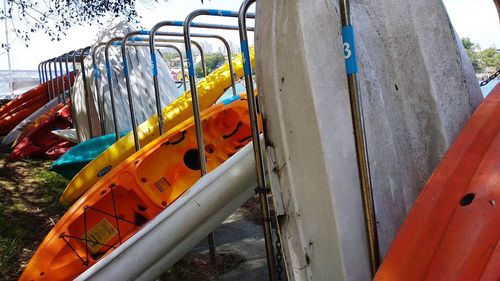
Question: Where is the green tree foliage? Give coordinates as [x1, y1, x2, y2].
[0, 0, 143, 49]
[0, 0, 200, 50]
[163, 52, 178, 60]
[462, 38, 499, 73]
[195, 53, 226, 78]
[480, 47, 500, 69]
[462, 38, 482, 72]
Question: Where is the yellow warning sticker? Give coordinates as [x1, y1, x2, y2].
[155, 177, 171, 193]
[83, 219, 118, 254]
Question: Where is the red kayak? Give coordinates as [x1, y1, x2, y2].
[13, 103, 66, 147]
[46, 140, 74, 160]
[374, 84, 500, 281]
[11, 104, 72, 159]
[0, 73, 74, 135]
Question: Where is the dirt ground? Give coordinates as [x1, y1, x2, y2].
[0, 140, 69, 280]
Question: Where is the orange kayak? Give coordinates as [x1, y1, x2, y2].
[0, 94, 49, 135]
[374, 84, 500, 281]
[20, 96, 255, 281]
[0, 84, 48, 118]
[0, 73, 74, 135]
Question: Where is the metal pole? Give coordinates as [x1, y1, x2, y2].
[65, 52, 73, 102]
[102, 37, 192, 141]
[196, 40, 207, 77]
[159, 33, 235, 95]
[58, 56, 66, 102]
[148, 23, 253, 136]
[41, 61, 46, 83]
[121, 30, 149, 151]
[238, 2, 278, 280]
[122, 30, 209, 150]
[338, 0, 380, 275]
[79, 46, 95, 138]
[39, 61, 44, 84]
[43, 61, 52, 100]
[104, 38, 123, 142]
[131, 33, 208, 137]
[92, 43, 107, 135]
[154, 38, 206, 77]
[38, 62, 43, 84]
[54, 58, 61, 103]
[182, 9, 256, 277]
[72, 50, 79, 76]
[158, 44, 187, 91]
[72, 49, 83, 143]
[3, 0, 11, 72]
[48, 59, 56, 100]
[182, 12, 216, 276]
[127, 41, 187, 90]
[98, 40, 189, 138]
[41, 61, 47, 84]
[66, 51, 78, 131]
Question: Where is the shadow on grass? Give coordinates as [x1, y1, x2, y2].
[0, 142, 68, 280]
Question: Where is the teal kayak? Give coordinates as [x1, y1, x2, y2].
[50, 132, 128, 179]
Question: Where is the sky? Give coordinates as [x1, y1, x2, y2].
[0, 0, 498, 70]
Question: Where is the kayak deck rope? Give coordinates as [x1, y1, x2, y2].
[59, 184, 145, 266]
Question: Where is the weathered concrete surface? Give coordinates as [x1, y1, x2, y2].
[256, 0, 482, 280]
[73, 21, 179, 141]
[191, 210, 269, 281]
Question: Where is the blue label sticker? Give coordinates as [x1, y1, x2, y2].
[139, 30, 150, 35]
[112, 41, 121, 46]
[207, 9, 235, 17]
[94, 69, 99, 81]
[123, 58, 129, 77]
[106, 62, 112, 79]
[172, 21, 184, 27]
[221, 94, 240, 105]
[341, 25, 358, 75]
[151, 52, 158, 77]
[186, 50, 195, 77]
[241, 40, 252, 75]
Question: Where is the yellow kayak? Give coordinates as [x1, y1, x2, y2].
[60, 48, 254, 205]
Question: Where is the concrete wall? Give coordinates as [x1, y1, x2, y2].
[256, 0, 482, 280]
[73, 21, 179, 141]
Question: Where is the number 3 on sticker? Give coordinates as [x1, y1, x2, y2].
[343, 42, 351, 60]
[341, 25, 358, 74]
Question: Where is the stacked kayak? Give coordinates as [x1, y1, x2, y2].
[59, 48, 253, 204]
[20, 96, 255, 281]
[11, 104, 73, 159]
[374, 84, 500, 281]
[0, 73, 73, 135]
[2, 98, 60, 145]
[50, 132, 128, 179]
[0, 83, 50, 135]
[13, 102, 66, 147]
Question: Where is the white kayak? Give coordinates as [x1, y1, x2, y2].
[51, 128, 78, 143]
[2, 98, 61, 145]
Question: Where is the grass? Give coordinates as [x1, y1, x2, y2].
[0, 141, 69, 280]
